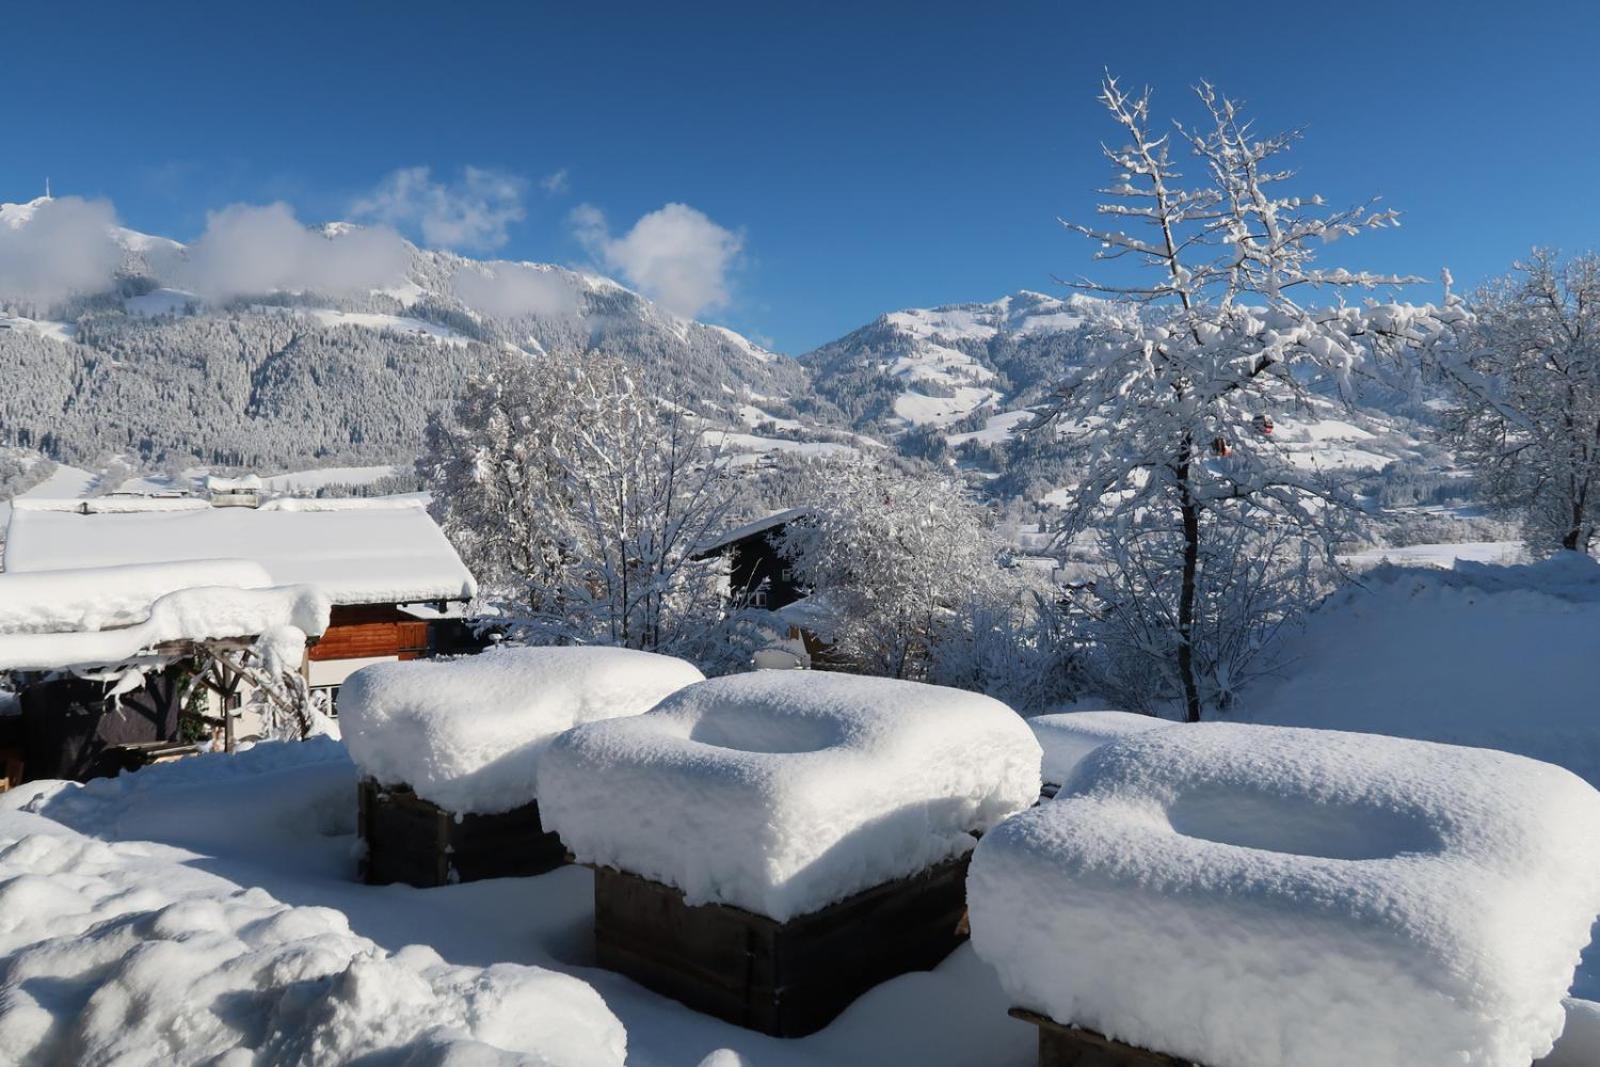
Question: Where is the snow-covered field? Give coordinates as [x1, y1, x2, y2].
[0, 741, 1034, 1066]
[5, 553, 1600, 1063]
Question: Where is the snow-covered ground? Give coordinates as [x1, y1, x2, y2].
[0, 741, 1034, 1066]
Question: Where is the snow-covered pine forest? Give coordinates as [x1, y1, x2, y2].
[4, 49, 1600, 1067]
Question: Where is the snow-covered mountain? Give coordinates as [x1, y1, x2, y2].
[803, 290, 1111, 433]
[802, 289, 1478, 542]
[0, 198, 1473, 546]
[0, 197, 834, 472]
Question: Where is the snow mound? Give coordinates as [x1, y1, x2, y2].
[339, 646, 705, 814]
[968, 722, 1600, 1067]
[0, 818, 626, 1066]
[1545, 999, 1600, 1066]
[1028, 710, 1172, 787]
[1243, 552, 1600, 788]
[0, 584, 330, 672]
[538, 671, 1042, 921]
[0, 559, 273, 634]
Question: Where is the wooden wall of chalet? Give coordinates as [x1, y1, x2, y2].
[308, 605, 431, 663]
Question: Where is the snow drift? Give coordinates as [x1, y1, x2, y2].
[0, 812, 627, 1066]
[339, 645, 705, 814]
[967, 722, 1600, 1067]
[1242, 551, 1600, 789]
[538, 671, 1042, 920]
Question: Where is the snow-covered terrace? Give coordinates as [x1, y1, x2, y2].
[3, 496, 476, 607]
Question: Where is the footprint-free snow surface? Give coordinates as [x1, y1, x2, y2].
[0, 737, 1039, 1066]
[968, 722, 1600, 1067]
[339, 646, 705, 814]
[537, 671, 1042, 920]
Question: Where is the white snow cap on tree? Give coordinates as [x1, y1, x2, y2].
[1039, 75, 1470, 721]
[968, 722, 1600, 1067]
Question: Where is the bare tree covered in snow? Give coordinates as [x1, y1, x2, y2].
[778, 458, 1074, 701]
[1445, 250, 1600, 554]
[420, 351, 736, 653]
[1039, 76, 1466, 721]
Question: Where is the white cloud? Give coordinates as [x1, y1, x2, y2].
[540, 169, 570, 196]
[572, 202, 743, 318]
[0, 196, 123, 309]
[353, 166, 526, 252]
[175, 202, 410, 301]
[451, 262, 576, 319]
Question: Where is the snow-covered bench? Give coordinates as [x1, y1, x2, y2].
[968, 722, 1600, 1067]
[537, 670, 1042, 1035]
[1027, 709, 1173, 794]
[339, 646, 704, 886]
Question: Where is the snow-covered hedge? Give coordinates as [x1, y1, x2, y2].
[968, 722, 1600, 1067]
[338, 646, 705, 814]
[0, 814, 627, 1066]
[537, 671, 1042, 921]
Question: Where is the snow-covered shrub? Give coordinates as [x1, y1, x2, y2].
[777, 456, 1013, 681]
[926, 584, 1081, 714]
[1070, 522, 1329, 714]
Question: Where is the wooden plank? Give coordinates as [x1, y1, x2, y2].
[1008, 1009, 1197, 1067]
[358, 779, 566, 887]
[594, 856, 971, 1037]
[307, 620, 430, 662]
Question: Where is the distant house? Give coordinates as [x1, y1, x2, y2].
[693, 507, 812, 613]
[694, 508, 837, 668]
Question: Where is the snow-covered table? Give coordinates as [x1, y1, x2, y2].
[339, 646, 704, 886]
[969, 722, 1600, 1067]
[537, 670, 1042, 1034]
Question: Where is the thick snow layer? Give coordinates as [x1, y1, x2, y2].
[1545, 999, 1600, 1066]
[968, 722, 1600, 1067]
[3, 731, 1587, 1066]
[0, 559, 273, 634]
[1243, 552, 1600, 789]
[4, 497, 476, 606]
[0, 585, 329, 671]
[1027, 710, 1173, 786]
[0, 812, 626, 1066]
[11, 495, 209, 514]
[340, 646, 705, 814]
[538, 671, 1042, 921]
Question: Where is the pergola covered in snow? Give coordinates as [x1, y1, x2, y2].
[2, 495, 478, 690]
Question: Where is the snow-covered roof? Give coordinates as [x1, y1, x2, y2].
[694, 507, 812, 558]
[3, 498, 476, 607]
[0, 583, 330, 672]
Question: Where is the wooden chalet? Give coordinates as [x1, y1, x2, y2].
[694, 508, 838, 668]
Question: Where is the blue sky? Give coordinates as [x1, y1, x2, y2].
[3, 1, 1598, 352]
